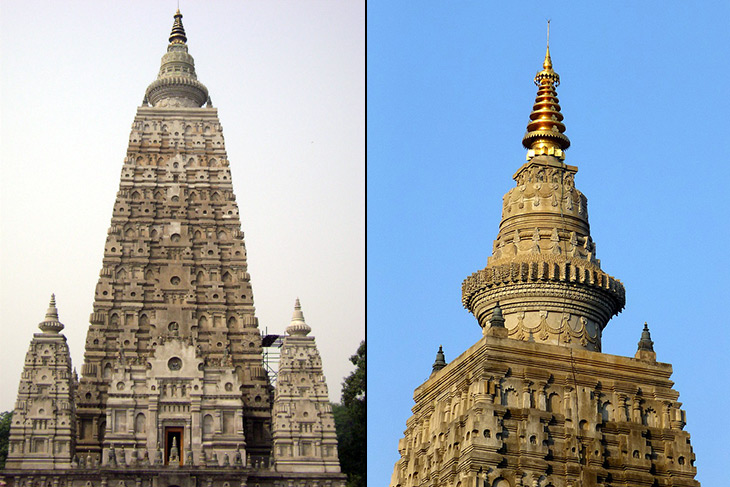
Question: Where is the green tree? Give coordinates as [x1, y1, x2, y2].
[0, 411, 12, 469]
[332, 341, 365, 487]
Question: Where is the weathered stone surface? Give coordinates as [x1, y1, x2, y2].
[391, 336, 698, 487]
[271, 300, 340, 473]
[2, 9, 345, 487]
[391, 42, 699, 487]
[6, 296, 77, 471]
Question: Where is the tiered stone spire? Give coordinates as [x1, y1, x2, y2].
[75, 8, 270, 464]
[272, 299, 340, 473]
[636, 322, 657, 361]
[38, 293, 65, 334]
[286, 298, 312, 336]
[6, 298, 76, 470]
[461, 31, 625, 351]
[430, 345, 446, 374]
[144, 9, 209, 108]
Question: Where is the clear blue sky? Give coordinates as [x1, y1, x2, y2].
[368, 1, 729, 485]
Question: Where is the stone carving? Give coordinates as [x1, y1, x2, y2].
[3, 8, 346, 487]
[108, 444, 117, 467]
[5, 296, 76, 470]
[169, 437, 179, 465]
[392, 41, 698, 487]
[271, 301, 340, 473]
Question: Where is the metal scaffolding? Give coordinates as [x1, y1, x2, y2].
[261, 332, 284, 386]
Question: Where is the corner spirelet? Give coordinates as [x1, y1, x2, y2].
[286, 298, 312, 336]
[431, 345, 446, 374]
[38, 293, 65, 334]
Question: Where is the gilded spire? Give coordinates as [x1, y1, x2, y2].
[169, 9, 187, 44]
[522, 21, 571, 160]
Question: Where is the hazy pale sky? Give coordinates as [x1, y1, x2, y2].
[0, 2, 364, 408]
[368, 1, 728, 485]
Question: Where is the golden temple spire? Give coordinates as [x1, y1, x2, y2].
[169, 8, 187, 44]
[521, 21, 571, 160]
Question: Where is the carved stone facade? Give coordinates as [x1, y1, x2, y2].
[2, 10, 344, 487]
[271, 301, 341, 473]
[391, 44, 699, 487]
[6, 297, 77, 471]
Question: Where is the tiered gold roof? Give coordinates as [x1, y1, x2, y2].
[521, 33, 571, 160]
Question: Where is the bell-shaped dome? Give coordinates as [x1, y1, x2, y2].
[144, 9, 209, 108]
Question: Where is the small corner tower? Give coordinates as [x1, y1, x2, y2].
[6, 295, 77, 470]
[271, 299, 341, 473]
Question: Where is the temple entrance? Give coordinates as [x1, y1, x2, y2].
[164, 427, 184, 466]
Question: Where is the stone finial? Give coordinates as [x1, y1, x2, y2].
[38, 294, 65, 334]
[486, 302, 509, 338]
[169, 8, 187, 44]
[431, 345, 446, 374]
[490, 303, 505, 328]
[285, 298, 311, 336]
[637, 322, 654, 351]
[144, 8, 209, 108]
[635, 322, 657, 362]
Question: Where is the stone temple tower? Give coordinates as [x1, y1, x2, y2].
[3, 10, 344, 487]
[390, 38, 699, 487]
[5, 296, 77, 470]
[73, 9, 271, 466]
[272, 300, 341, 473]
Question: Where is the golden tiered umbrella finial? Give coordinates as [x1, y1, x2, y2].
[169, 8, 187, 44]
[521, 20, 571, 160]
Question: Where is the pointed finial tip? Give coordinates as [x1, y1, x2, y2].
[287, 297, 310, 336]
[168, 8, 188, 44]
[39, 293, 63, 333]
[546, 19, 551, 46]
[432, 344, 447, 373]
